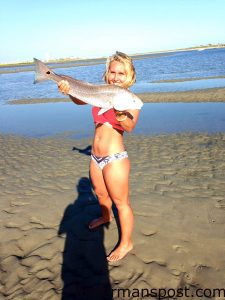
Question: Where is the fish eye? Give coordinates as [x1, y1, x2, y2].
[46, 71, 51, 74]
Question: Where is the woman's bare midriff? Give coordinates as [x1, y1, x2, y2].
[92, 124, 125, 156]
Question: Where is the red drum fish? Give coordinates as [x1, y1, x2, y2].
[33, 58, 143, 115]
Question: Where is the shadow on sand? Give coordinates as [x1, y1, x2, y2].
[72, 145, 92, 156]
[58, 177, 113, 300]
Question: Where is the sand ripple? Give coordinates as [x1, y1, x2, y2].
[0, 133, 225, 299]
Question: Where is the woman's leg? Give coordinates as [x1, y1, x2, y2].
[103, 158, 133, 261]
[89, 159, 113, 229]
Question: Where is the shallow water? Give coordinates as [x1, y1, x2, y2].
[1, 48, 225, 104]
[1, 48, 225, 138]
[1, 102, 225, 138]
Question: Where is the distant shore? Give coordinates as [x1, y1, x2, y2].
[1, 44, 225, 70]
[7, 87, 225, 105]
[0, 50, 174, 74]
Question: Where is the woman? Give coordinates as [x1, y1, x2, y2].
[58, 51, 142, 262]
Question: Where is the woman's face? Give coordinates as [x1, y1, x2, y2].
[107, 61, 127, 87]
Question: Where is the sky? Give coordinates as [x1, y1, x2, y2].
[0, 0, 225, 63]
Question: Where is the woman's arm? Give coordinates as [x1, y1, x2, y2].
[115, 109, 140, 133]
[58, 79, 87, 105]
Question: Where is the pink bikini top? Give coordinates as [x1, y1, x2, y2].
[92, 106, 124, 132]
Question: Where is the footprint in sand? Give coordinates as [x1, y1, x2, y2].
[207, 207, 225, 224]
[172, 244, 189, 254]
[140, 227, 158, 236]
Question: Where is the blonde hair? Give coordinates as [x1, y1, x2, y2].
[103, 51, 136, 88]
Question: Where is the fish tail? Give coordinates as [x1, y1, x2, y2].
[33, 58, 53, 84]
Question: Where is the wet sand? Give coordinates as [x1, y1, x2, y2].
[0, 131, 225, 299]
[7, 87, 225, 105]
[152, 75, 225, 83]
[138, 87, 225, 103]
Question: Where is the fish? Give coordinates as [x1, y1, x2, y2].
[33, 58, 143, 114]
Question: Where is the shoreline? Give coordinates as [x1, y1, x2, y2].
[1, 45, 224, 74]
[1, 44, 225, 68]
[1, 132, 225, 299]
[0, 52, 175, 74]
[6, 87, 225, 105]
[0, 51, 176, 75]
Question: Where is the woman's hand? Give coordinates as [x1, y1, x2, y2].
[115, 109, 140, 132]
[58, 79, 86, 105]
[58, 80, 70, 95]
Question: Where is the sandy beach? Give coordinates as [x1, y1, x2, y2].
[1, 123, 225, 299]
[1, 85, 225, 299]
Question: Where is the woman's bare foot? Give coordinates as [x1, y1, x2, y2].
[107, 242, 133, 262]
[89, 216, 112, 229]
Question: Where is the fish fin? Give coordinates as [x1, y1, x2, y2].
[98, 107, 111, 115]
[33, 58, 54, 84]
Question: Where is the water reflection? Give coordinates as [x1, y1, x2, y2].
[0, 102, 225, 138]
